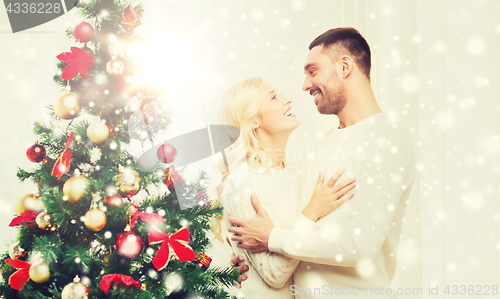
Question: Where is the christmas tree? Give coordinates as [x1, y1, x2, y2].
[0, 0, 239, 298]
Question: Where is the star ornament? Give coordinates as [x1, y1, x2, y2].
[57, 47, 94, 81]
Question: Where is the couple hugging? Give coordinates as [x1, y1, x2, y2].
[214, 27, 416, 299]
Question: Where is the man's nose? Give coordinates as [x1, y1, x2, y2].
[302, 77, 312, 91]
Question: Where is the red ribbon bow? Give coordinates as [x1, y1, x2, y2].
[99, 274, 141, 294]
[148, 227, 196, 271]
[130, 211, 165, 229]
[56, 46, 94, 81]
[51, 131, 75, 179]
[5, 259, 32, 291]
[9, 212, 40, 228]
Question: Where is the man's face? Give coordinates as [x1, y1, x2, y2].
[302, 45, 347, 115]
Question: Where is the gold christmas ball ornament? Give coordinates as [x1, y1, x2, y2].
[61, 281, 89, 299]
[87, 121, 109, 144]
[8, 242, 24, 259]
[116, 168, 141, 198]
[29, 261, 51, 283]
[15, 194, 44, 216]
[63, 174, 89, 204]
[35, 210, 51, 229]
[106, 59, 124, 75]
[84, 208, 107, 232]
[54, 92, 82, 120]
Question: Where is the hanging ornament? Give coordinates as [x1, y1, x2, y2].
[63, 171, 89, 203]
[26, 142, 46, 163]
[84, 208, 107, 232]
[120, 4, 141, 31]
[115, 231, 144, 259]
[89, 240, 110, 259]
[103, 195, 123, 207]
[73, 22, 94, 43]
[35, 210, 51, 229]
[99, 274, 140, 294]
[8, 242, 25, 259]
[87, 121, 109, 144]
[163, 166, 185, 193]
[106, 59, 124, 75]
[15, 194, 44, 216]
[29, 260, 50, 283]
[116, 168, 141, 198]
[157, 144, 177, 164]
[62, 276, 89, 299]
[148, 226, 196, 271]
[196, 253, 212, 269]
[57, 47, 94, 81]
[54, 91, 82, 119]
[51, 131, 75, 179]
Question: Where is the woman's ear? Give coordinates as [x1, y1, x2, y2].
[253, 121, 259, 130]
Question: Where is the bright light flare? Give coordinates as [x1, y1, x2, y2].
[124, 31, 203, 91]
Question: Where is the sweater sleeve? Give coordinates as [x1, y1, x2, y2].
[268, 128, 416, 267]
[224, 192, 300, 289]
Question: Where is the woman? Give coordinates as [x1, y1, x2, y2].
[216, 77, 356, 298]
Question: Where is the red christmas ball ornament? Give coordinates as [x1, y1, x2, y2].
[73, 22, 94, 43]
[116, 231, 144, 258]
[103, 195, 123, 207]
[157, 144, 177, 164]
[26, 142, 46, 163]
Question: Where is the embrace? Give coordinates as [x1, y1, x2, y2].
[215, 27, 416, 299]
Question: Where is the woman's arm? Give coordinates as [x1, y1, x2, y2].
[223, 193, 299, 288]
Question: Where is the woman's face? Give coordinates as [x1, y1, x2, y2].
[255, 81, 300, 135]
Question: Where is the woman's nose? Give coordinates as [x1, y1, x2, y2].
[282, 95, 292, 104]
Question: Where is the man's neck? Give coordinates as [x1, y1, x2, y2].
[337, 84, 381, 129]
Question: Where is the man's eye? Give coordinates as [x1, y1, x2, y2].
[309, 70, 316, 75]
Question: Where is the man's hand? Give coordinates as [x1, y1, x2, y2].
[228, 194, 274, 252]
[227, 237, 248, 288]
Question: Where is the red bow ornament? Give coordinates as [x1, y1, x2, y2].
[5, 259, 32, 291]
[56, 47, 94, 81]
[51, 131, 75, 179]
[99, 274, 140, 294]
[148, 227, 196, 271]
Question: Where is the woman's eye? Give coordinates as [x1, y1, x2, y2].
[272, 95, 277, 100]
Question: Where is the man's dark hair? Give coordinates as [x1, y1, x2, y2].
[309, 27, 371, 80]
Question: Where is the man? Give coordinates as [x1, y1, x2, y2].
[228, 27, 416, 298]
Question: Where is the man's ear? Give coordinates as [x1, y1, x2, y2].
[340, 55, 353, 79]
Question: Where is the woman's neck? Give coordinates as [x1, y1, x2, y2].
[255, 131, 289, 169]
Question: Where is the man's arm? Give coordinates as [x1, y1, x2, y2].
[230, 129, 417, 267]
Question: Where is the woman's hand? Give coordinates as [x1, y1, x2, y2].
[301, 168, 356, 222]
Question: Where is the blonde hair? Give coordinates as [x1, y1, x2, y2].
[217, 76, 280, 174]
